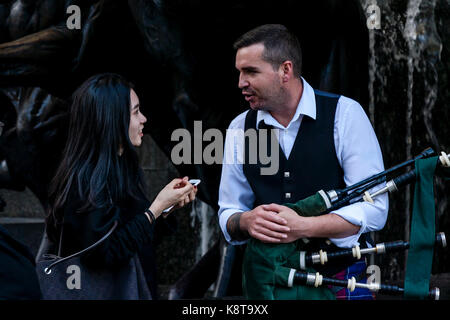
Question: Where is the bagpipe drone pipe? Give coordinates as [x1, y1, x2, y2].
[242, 148, 450, 300]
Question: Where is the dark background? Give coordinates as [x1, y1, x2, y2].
[0, 0, 449, 297]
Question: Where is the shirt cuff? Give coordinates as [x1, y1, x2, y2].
[219, 208, 248, 246]
[327, 205, 367, 248]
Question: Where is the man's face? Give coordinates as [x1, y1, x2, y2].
[129, 89, 147, 147]
[235, 43, 283, 111]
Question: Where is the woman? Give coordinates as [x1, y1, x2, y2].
[45, 73, 196, 298]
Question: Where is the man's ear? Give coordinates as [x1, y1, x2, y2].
[279, 61, 293, 83]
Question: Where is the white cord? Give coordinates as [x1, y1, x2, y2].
[363, 191, 374, 203]
[347, 277, 356, 292]
[314, 272, 323, 287]
[319, 250, 328, 265]
[318, 190, 332, 209]
[287, 269, 296, 288]
[439, 152, 450, 167]
[300, 251, 306, 270]
[352, 245, 361, 260]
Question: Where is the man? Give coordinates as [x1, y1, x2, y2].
[218, 24, 388, 299]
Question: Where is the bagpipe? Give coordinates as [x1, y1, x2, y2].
[242, 148, 450, 300]
[296, 232, 446, 270]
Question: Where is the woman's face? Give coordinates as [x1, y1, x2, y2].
[129, 89, 147, 147]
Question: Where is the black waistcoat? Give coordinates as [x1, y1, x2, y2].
[242, 90, 363, 276]
[243, 89, 345, 206]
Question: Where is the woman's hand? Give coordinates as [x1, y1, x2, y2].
[149, 177, 196, 218]
[172, 179, 198, 211]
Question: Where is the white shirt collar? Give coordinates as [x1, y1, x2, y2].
[256, 77, 316, 129]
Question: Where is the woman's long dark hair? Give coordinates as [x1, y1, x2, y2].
[47, 73, 147, 231]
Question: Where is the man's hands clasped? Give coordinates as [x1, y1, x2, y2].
[240, 204, 309, 243]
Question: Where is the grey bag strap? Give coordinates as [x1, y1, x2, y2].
[46, 186, 116, 274]
[57, 222, 64, 257]
[44, 220, 118, 275]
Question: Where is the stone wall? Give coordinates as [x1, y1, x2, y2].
[360, 0, 450, 280]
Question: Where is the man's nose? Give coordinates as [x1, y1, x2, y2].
[238, 73, 249, 89]
[141, 113, 147, 123]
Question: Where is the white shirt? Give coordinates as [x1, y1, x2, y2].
[218, 77, 388, 248]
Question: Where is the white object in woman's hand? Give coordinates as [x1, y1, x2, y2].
[162, 179, 200, 213]
[150, 177, 195, 217]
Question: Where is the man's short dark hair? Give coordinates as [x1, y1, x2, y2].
[233, 24, 302, 76]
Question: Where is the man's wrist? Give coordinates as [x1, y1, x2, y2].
[287, 213, 312, 239]
[227, 212, 250, 241]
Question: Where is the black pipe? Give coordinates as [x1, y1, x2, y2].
[304, 233, 445, 266]
[332, 147, 435, 201]
[293, 271, 439, 300]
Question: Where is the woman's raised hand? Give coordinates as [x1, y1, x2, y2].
[172, 177, 198, 211]
[149, 177, 197, 218]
